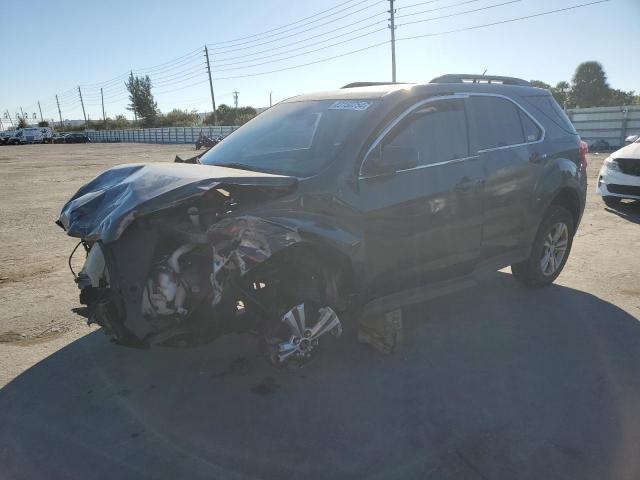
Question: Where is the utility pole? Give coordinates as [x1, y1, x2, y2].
[37, 101, 44, 123]
[269, 91, 272, 107]
[78, 86, 87, 124]
[55, 95, 63, 128]
[233, 91, 239, 110]
[204, 46, 217, 126]
[388, 0, 397, 83]
[129, 71, 138, 123]
[101, 88, 106, 122]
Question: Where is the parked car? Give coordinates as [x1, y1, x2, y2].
[57, 74, 587, 367]
[0, 130, 18, 145]
[64, 133, 91, 143]
[52, 133, 68, 144]
[596, 136, 640, 206]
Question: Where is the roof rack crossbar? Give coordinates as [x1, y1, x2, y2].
[429, 74, 530, 87]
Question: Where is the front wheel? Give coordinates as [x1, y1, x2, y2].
[243, 253, 344, 368]
[511, 205, 575, 287]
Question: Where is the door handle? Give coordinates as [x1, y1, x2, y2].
[529, 153, 547, 164]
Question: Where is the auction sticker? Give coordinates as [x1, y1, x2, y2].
[328, 100, 371, 111]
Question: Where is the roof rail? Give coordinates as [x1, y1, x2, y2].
[429, 74, 530, 86]
[341, 81, 406, 89]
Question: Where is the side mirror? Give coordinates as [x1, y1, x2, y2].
[364, 145, 419, 176]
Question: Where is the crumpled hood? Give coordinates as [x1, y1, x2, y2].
[57, 162, 297, 243]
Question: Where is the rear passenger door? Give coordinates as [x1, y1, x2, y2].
[359, 97, 484, 297]
[467, 94, 544, 260]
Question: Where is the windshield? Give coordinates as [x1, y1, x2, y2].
[200, 99, 377, 176]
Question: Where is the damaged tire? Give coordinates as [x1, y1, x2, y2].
[244, 251, 344, 368]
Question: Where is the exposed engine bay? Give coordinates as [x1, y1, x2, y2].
[57, 162, 345, 366]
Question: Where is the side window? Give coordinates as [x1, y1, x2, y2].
[518, 109, 542, 142]
[383, 99, 469, 167]
[469, 96, 525, 149]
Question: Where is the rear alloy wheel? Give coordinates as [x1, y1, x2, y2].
[540, 222, 569, 277]
[265, 303, 342, 368]
[602, 196, 621, 208]
[511, 205, 575, 287]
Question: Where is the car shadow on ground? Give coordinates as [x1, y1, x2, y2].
[1, 271, 640, 480]
[605, 200, 640, 225]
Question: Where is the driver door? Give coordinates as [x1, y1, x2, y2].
[358, 96, 484, 298]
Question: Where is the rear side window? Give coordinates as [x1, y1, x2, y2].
[385, 99, 469, 166]
[469, 96, 524, 149]
[519, 109, 542, 142]
[521, 94, 577, 135]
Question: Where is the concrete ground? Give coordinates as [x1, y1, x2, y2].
[0, 144, 639, 479]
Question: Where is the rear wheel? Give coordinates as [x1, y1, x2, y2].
[511, 205, 575, 287]
[602, 196, 621, 208]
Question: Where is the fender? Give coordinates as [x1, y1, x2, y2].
[209, 212, 365, 299]
[528, 151, 585, 248]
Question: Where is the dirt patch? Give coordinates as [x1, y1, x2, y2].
[0, 325, 69, 346]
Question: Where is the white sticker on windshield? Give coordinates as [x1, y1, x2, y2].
[328, 100, 371, 111]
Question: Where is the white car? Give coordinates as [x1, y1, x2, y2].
[596, 137, 640, 207]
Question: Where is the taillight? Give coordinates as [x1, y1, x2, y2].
[579, 140, 588, 169]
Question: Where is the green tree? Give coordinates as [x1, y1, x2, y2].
[125, 74, 158, 126]
[17, 117, 28, 128]
[204, 104, 257, 126]
[551, 81, 571, 108]
[156, 109, 200, 127]
[608, 89, 636, 106]
[37, 120, 49, 127]
[530, 80, 551, 90]
[570, 61, 610, 108]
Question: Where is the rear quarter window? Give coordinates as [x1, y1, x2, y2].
[520, 94, 577, 136]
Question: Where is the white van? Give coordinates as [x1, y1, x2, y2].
[11, 127, 53, 144]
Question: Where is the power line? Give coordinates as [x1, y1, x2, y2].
[396, 0, 609, 41]
[207, 2, 386, 54]
[213, 20, 386, 67]
[396, 0, 522, 26]
[396, 0, 484, 19]
[396, 0, 445, 10]
[212, 0, 609, 81]
[154, 79, 210, 96]
[210, 0, 377, 46]
[215, 41, 389, 81]
[214, 26, 387, 72]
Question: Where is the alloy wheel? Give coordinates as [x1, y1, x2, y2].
[540, 222, 569, 276]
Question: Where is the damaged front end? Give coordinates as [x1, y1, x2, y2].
[58, 162, 312, 350]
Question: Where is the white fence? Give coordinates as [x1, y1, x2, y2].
[82, 105, 640, 150]
[566, 105, 640, 148]
[86, 125, 239, 144]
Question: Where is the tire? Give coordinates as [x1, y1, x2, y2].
[245, 253, 343, 368]
[602, 196, 621, 208]
[511, 205, 575, 287]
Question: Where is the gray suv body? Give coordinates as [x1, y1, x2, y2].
[58, 74, 588, 366]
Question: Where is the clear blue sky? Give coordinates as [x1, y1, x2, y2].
[1, 0, 638, 124]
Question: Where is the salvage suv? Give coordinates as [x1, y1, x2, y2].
[58, 74, 587, 367]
